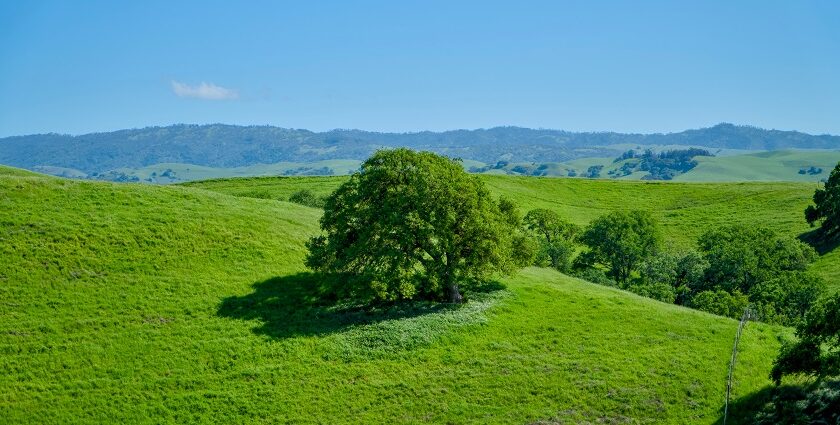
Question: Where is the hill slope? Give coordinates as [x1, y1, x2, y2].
[674, 150, 840, 182]
[186, 175, 839, 286]
[1, 168, 784, 423]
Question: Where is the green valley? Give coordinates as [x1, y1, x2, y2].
[2, 165, 836, 422]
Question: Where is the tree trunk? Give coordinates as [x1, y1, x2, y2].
[444, 256, 463, 303]
[447, 280, 463, 303]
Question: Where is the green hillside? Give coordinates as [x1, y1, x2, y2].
[186, 175, 839, 286]
[675, 150, 840, 182]
[0, 167, 791, 423]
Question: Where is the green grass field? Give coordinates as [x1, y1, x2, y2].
[675, 150, 840, 182]
[2, 166, 835, 423]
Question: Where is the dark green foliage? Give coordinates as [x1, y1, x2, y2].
[806, 161, 840, 238]
[750, 272, 826, 326]
[639, 148, 713, 180]
[640, 250, 707, 305]
[690, 290, 749, 319]
[697, 225, 816, 294]
[523, 209, 578, 272]
[571, 267, 618, 287]
[754, 379, 840, 424]
[306, 149, 525, 302]
[614, 148, 713, 180]
[288, 189, 326, 208]
[799, 166, 823, 176]
[626, 281, 676, 303]
[771, 293, 840, 384]
[583, 165, 603, 178]
[694, 225, 822, 325]
[579, 210, 662, 284]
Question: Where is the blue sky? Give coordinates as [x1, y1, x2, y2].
[1, 0, 838, 137]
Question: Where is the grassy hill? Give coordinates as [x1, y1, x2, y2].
[0, 166, 794, 423]
[186, 175, 839, 286]
[675, 150, 840, 182]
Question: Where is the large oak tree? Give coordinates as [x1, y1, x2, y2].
[306, 149, 528, 303]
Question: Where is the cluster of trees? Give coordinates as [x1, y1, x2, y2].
[610, 148, 713, 180]
[282, 166, 335, 176]
[754, 292, 840, 423]
[583, 165, 603, 178]
[798, 165, 823, 175]
[749, 161, 840, 423]
[520, 208, 824, 326]
[306, 151, 839, 326]
[307, 153, 840, 421]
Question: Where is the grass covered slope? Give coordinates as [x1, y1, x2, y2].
[2, 169, 783, 423]
[187, 175, 839, 286]
[675, 150, 840, 182]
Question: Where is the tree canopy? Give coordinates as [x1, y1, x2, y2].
[306, 148, 528, 303]
[771, 292, 840, 384]
[697, 225, 816, 294]
[806, 161, 840, 238]
[523, 209, 578, 272]
[578, 210, 661, 284]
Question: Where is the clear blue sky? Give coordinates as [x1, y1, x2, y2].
[1, 0, 839, 137]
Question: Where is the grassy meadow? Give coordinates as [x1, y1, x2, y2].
[1, 166, 835, 423]
[186, 175, 839, 286]
[675, 150, 840, 183]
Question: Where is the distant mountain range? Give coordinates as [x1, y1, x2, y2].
[1, 123, 839, 176]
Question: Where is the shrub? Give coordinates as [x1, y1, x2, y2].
[640, 250, 707, 305]
[626, 281, 676, 303]
[690, 289, 749, 319]
[288, 189, 326, 208]
[571, 268, 617, 287]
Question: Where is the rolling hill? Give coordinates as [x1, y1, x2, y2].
[0, 166, 799, 423]
[2, 123, 840, 183]
[185, 174, 839, 286]
[674, 150, 840, 182]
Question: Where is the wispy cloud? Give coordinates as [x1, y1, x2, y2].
[170, 80, 239, 100]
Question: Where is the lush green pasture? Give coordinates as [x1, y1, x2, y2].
[1, 167, 788, 423]
[187, 175, 839, 286]
[675, 150, 840, 183]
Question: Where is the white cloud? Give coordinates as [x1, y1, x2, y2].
[170, 80, 239, 100]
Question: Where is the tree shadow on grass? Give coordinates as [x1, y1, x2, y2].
[799, 228, 840, 256]
[217, 272, 505, 339]
[711, 385, 776, 425]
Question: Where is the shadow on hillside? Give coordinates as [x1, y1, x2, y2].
[798, 228, 840, 256]
[217, 272, 504, 339]
[711, 385, 776, 425]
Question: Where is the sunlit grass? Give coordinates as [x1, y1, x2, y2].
[0, 167, 813, 423]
